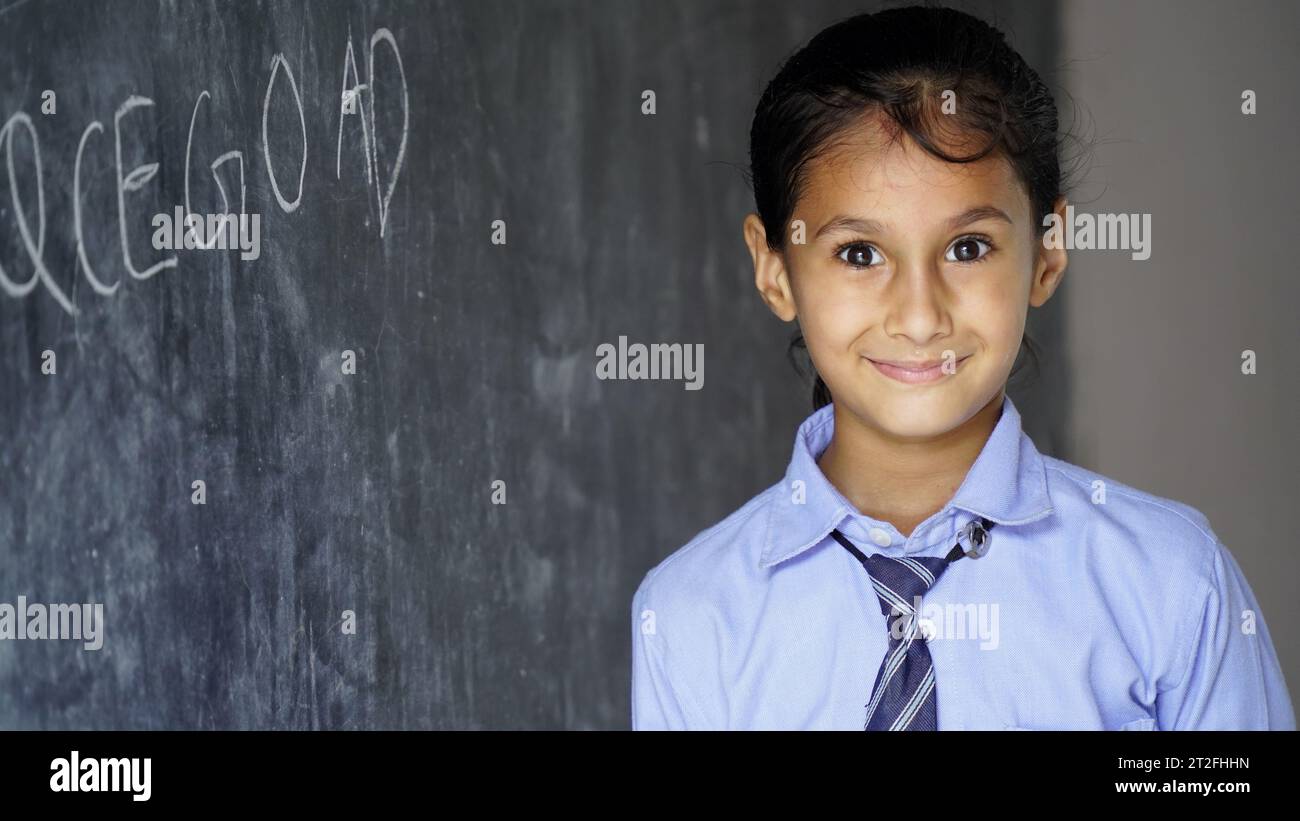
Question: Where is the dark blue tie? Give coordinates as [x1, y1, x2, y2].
[832, 521, 992, 731]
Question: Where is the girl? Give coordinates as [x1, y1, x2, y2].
[631, 5, 1293, 730]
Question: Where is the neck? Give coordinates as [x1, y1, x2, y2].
[817, 390, 1005, 538]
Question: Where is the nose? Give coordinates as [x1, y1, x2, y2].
[883, 257, 951, 348]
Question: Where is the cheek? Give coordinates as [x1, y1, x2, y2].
[793, 292, 874, 379]
[791, 264, 868, 340]
[966, 262, 1030, 337]
[971, 281, 1029, 374]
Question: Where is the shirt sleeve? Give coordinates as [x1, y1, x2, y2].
[1156, 537, 1296, 730]
[631, 575, 712, 730]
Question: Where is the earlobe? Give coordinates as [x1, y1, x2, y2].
[744, 213, 798, 322]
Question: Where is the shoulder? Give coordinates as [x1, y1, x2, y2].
[632, 481, 783, 624]
[1037, 453, 1221, 581]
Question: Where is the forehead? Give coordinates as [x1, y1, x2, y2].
[797, 111, 1029, 227]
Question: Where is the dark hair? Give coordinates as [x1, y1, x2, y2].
[748, 5, 1067, 410]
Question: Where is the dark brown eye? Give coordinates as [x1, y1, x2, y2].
[836, 242, 882, 268]
[947, 237, 992, 263]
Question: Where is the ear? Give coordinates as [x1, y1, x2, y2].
[744, 213, 798, 322]
[1029, 196, 1069, 308]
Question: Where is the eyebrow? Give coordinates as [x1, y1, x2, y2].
[813, 205, 1014, 239]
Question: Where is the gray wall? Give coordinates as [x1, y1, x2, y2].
[1059, 0, 1299, 704]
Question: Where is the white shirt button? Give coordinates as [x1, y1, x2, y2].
[867, 527, 893, 547]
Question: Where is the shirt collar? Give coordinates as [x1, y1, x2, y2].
[760, 393, 1054, 569]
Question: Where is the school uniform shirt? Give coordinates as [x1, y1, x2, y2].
[630, 394, 1295, 730]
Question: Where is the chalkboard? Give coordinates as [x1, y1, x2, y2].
[0, 0, 1060, 728]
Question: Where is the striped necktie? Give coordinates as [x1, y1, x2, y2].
[832, 519, 993, 731]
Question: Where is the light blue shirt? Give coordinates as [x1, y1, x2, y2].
[631, 395, 1295, 730]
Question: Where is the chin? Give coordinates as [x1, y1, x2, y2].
[848, 389, 985, 440]
[873, 405, 965, 439]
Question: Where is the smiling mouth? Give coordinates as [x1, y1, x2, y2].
[866, 355, 971, 384]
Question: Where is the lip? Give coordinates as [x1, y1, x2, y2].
[866, 354, 971, 384]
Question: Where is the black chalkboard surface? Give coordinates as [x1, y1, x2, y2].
[0, 0, 1060, 728]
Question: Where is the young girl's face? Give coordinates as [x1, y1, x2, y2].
[748, 112, 1067, 441]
